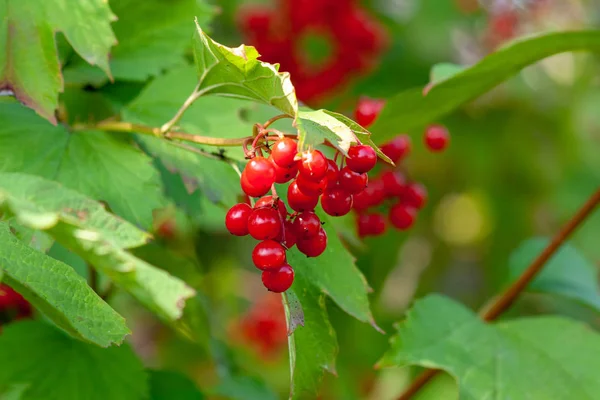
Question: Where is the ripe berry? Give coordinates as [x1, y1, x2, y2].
[354, 178, 385, 210]
[292, 211, 321, 239]
[296, 228, 327, 257]
[225, 203, 252, 236]
[255, 196, 288, 220]
[354, 97, 385, 128]
[338, 166, 367, 194]
[424, 124, 450, 152]
[381, 170, 405, 197]
[298, 150, 328, 181]
[296, 173, 327, 196]
[321, 188, 353, 216]
[357, 213, 387, 238]
[241, 171, 269, 197]
[287, 181, 319, 212]
[381, 135, 411, 163]
[276, 220, 297, 249]
[252, 240, 287, 270]
[271, 158, 298, 184]
[346, 145, 377, 173]
[389, 204, 416, 230]
[248, 208, 282, 240]
[261, 264, 294, 293]
[271, 138, 298, 168]
[402, 182, 427, 209]
[244, 156, 276, 193]
[325, 159, 340, 188]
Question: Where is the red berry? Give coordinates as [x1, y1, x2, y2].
[248, 207, 282, 240]
[346, 145, 377, 173]
[252, 240, 287, 270]
[255, 196, 288, 220]
[244, 156, 276, 192]
[424, 124, 450, 152]
[402, 182, 427, 209]
[381, 135, 411, 163]
[389, 204, 416, 230]
[292, 211, 321, 238]
[381, 170, 406, 197]
[298, 150, 328, 181]
[276, 220, 297, 249]
[357, 213, 387, 238]
[271, 138, 298, 168]
[296, 228, 327, 257]
[261, 264, 294, 293]
[354, 97, 385, 128]
[338, 166, 368, 194]
[271, 158, 298, 184]
[287, 181, 319, 212]
[325, 159, 340, 188]
[225, 203, 252, 236]
[296, 173, 328, 196]
[354, 179, 385, 210]
[321, 187, 353, 216]
[241, 171, 269, 197]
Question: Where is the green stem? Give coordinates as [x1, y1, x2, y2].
[160, 83, 201, 134]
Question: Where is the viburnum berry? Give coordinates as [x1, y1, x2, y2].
[276, 220, 297, 249]
[389, 204, 417, 230]
[298, 150, 328, 181]
[346, 144, 377, 173]
[270, 158, 298, 184]
[243, 156, 276, 195]
[247, 207, 282, 240]
[287, 181, 320, 212]
[296, 173, 328, 196]
[354, 97, 385, 128]
[401, 182, 427, 209]
[271, 137, 298, 167]
[321, 187, 353, 216]
[0, 285, 32, 320]
[292, 211, 321, 239]
[357, 213, 387, 238]
[255, 196, 288, 220]
[261, 264, 294, 293]
[354, 178, 385, 210]
[252, 240, 287, 270]
[381, 134, 411, 163]
[225, 203, 253, 236]
[338, 166, 368, 194]
[325, 159, 340, 188]
[241, 172, 269, 197]
[424, 124, 450, 152]
[381, 170, 405, 197]
[296, 228, 327, 257]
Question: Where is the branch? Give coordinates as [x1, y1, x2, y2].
[160, 83, 201, 134]
[397, 187, 600, 400]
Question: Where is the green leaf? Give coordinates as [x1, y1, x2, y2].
[286, 274, 338, 400]
[0, 0, 116, 123]
[509, 238, 600, 311]
[0, 222, 129, 347]
[149, 370, 205, 400]
[0, 172, 195, 321]
[192, 20, 298, 117]
[0, 101, 167, 228]
[370, 31, 600, 140]
[429, 62, 465, 85]
[379, 295, 600, 400]
[0, 321, 148, 400]
[211, 375, 277, 400]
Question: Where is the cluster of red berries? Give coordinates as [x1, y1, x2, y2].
[352, 97, 450, 237]
[226, 134, 380, 293]
[0, 284, 31, 326]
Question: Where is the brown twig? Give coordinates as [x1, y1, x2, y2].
[397, 188, 600, 400]
[263, 114, 292, 129]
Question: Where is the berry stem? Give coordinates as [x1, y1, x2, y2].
[160, 83, 202, 134]
[263, 114, 292, 129]
[397, 187, 600, 400]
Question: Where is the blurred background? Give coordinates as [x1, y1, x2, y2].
[15, 0, 600, 399]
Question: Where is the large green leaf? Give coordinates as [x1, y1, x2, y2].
[0, 100, 167, 228]
[149, 370, 205, 400]
[192, 20, 298, 117]
[0, 172, 195, 321]
[370, 31, 600, 141]
[0, 321, 148, 400]
[0, 0, 116, 123]
[379, 295, 600, 400]
[0, 222, 129, 347]
[509, 238, 600, 311]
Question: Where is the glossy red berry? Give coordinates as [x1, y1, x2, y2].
[321, 188, 353, 216]
[402, 182, 427, 209]
[381, 170, 406, 197]
[296, 228, 327, 257]
[276, 220, 297, 249]
[346, 145, 377, 173]
[241, 171, 269, 197]
[261, 264, 294, 293]
[225, 203, 252, 236]
[424, 124, 450, 152]
[287, 181, 319, 212]
[381, 135, 411, 163]
[252, 240, 287, 270]
[244, 156, 276, 192]
[292, 211, 321, 238]
[298, 150, 328, 181]
[357, 213, 387, 238]
[338, 166, 368, 194]
[354, 179, 385, 210]
[325, 159, 340, 188]
[271, 158, 298, 184]
[271, 138, 298, 167]
[296, 173, 328, 196]
[389, 204, 416, 230]
[248, 208, 282, 240]
[255, 196, 288, 220]
[354, 97, 385, 128]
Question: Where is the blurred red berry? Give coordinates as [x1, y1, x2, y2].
[389, 204, 417, 230]
[424, 124, 450, 152]
[402, 182, 428, 209]
[354, 97, 385, 128]
[381, 134, 411, 163]
[357, 213, 387, 238]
